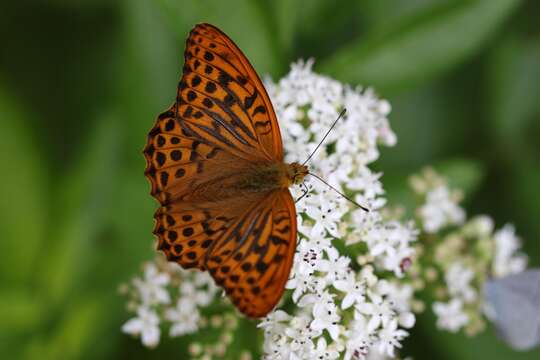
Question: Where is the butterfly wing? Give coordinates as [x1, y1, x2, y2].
[151, 184, 297, 317]
[181, 23, 284, 161]
[144, 109, 251, 204]
[143, 23, 296, 317]
[205, 189, 297, 317]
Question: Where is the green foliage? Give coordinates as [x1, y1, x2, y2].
[434, 158, 485, 198]
[0, 88, 46, 285]
[320, 0, 521, 93]
[0, 0, 539, 359]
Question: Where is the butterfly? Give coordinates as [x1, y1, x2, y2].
[143, 23, 308, 318]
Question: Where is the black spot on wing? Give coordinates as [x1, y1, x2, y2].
[244, 91, 257, 109]
[205, 81, 217, 93]
[218, 71, 232, 87]
[191, 75, 202, 87]
[252, 105, 266, 116]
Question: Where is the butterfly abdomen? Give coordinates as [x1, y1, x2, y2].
[233, 162, 307, 192]
[235, 163, 289, 191]
[185, 162, 289, 203]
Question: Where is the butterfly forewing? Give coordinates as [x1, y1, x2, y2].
[143, 23, 297, 318]
[182, 23, 284, 161]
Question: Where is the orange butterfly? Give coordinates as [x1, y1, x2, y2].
[143, 23, 307, 318]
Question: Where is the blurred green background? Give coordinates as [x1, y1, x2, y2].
[1, 0, 539, 359]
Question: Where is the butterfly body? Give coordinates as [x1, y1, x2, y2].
[144, 23, 302, 318]
[230, 161, 307, 192]
[172, 161, 307, 203]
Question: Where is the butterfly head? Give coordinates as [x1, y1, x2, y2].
[287, 162, 309, 186]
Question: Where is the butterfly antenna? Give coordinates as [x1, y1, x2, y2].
[302, 108, 347, 166]
[308, 172, 369, 212]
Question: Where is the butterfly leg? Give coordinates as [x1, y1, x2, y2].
[295, 182, 310, 203]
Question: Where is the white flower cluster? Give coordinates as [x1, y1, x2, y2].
[411, 170, 528, 335]
[120, 61, 533, 359]
[260, 267, 414, 360]
[121, 260, 218, 348]
[259, 60, 416, 359]
[410, 169, 465, 233]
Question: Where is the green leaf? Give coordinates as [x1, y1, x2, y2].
[269, 0, 298, 58]
[361, 0, 445, 31]
[513, 164, 540, 263]
[119, 0, 179, 138]
[0, 86, 46, 285]
[433, 158, 485, 197]
[24, 298, 105, 360]
[320, 0, 521, 93]
[0, 288, 43, 332]
[37, 113, 122, 303]
[121, 0, 179, 105]
[487, 35, 540, 149]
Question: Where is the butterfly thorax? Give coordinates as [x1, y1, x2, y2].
[285, 162, 309, 186]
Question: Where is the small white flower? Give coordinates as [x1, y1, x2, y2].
[179, 277, 217, 307]
[376, 281, 414, 313]
[419, 185, 465, 233]
[334, 274, 365, 309]
[398, 312, 415, 329]
[285, 315, 319, 355]
[357, 295, 395, 332]
[359, 265, 379, 288]
[493, 224, 528, 277]
[346, 169, 384, 200]
[262, 335, 294, 360]
[305, 193, 345, 238]
[433, 298, 469, 332]
[311, 299, 341, 340]
[122, 306, 161, 348]
[132, 263, 171, 306]
[311, 337, 340, 360]
[165, 297, 200, 337]
[258, 310, 292, 336]
[343, 312, 373, 360]
[317, 246, 351, 284]
[445, 262, 477, 303]
[375, 319, 408, 357]
[362, 221, 417, 276]
[286, 242, 325, 302]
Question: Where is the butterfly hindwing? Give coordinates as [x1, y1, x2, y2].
[153, 202, 235, 270]
[205, 190, 297, 317]
[152, 188, 298, 317]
